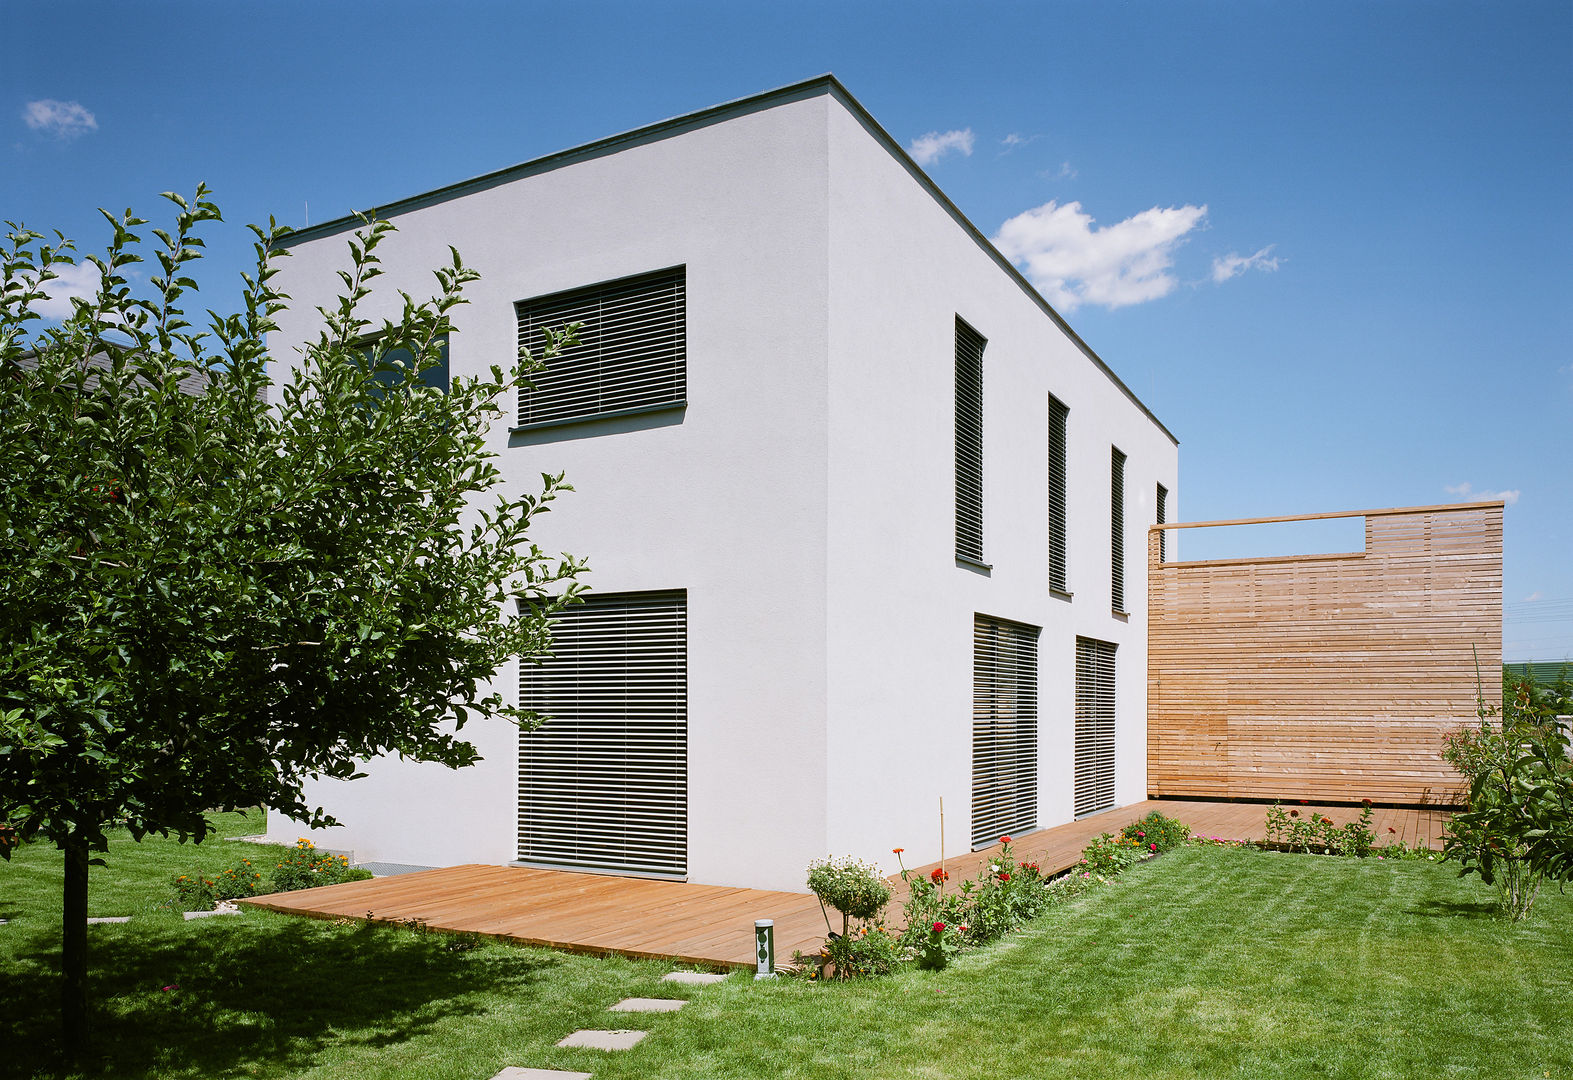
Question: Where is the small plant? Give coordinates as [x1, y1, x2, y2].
[271, 838, 373, 893]
[805, 856, 891, 938]
[915, 920, 953, 971]
[169, 857, 266, 911]
[1119, 811, 1190, 853]
[1081, 832, 1149, 874]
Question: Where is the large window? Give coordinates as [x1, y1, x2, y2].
[1074, 637, 1117, 817]
[517, 590, 688, 877]
[360, 333, 449, 395]
[955, 317, 986, 565]
[1048, 395, 1069, 593]
[515, 266, 686, 429]
[972, 614, 1039, 848]
[1111, 446, 1127, 612]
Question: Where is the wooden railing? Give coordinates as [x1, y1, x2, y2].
[1147, 502, 1503, 805]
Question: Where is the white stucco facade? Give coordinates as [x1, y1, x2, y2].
[265, 77, 1178, 893]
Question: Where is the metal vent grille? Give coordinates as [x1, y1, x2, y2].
[516, 266, 686, 427]
[972, 614, 1040, 849]
[1048, 395, 1069, 592]
[955, 317, 986, 563]
[1156, 483, 1168, 563]
[1074, 636, 1117, 817]
[1111, 447, 1127, 611]
[518, 590, 687, 877]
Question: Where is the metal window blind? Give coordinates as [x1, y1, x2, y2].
[1074, 636, 1117, 817]
[1156, 483, 1168, 563]
[972, 614, 1040, 849]
[516, 266, 686, 427]
[1048, 395, 1069, 592]
[955, 317, 986, 562]
[518, 590, 687, 877]
[1111, 447, 1127, 611]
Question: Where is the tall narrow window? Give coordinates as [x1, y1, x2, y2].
[972, 614, 1040, 848]
[516, 266, 686, 428]
[1074, 637, 1117, 817]
[1048, 395, 1069, 593]
[955, 317, 986, 564]
[1111, 447, 1127, 612]
[1156, 483, 1168, 563]
[517, 590, 687, 878]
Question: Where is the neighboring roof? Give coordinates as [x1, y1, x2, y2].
[280, 74, 1178, 446]
[1506, 661, 1573, 687]
[11, 349, 231, 398]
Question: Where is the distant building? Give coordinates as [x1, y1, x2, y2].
[265, 76, 1177, 892]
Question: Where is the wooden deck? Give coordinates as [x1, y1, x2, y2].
[239, 799, 1450, 969]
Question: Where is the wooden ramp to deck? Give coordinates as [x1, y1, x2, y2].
[239, 799, 1448, 969]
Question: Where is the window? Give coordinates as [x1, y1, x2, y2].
[1156, 483, 1168, 563]
[360, 333, 449, 394]
[1048, 395, 1069, 593]
[515, 266, 686, 428]
[972, 614, 1039, 848]
[517, 590, 687, 877]
[955, 317, 986, 564]
[1111, 447, 1127, 612]
[1074, 637, 1117, 817]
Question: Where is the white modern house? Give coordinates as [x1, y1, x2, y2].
[265, 76, 1178, 894]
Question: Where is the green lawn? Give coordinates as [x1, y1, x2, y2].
[2, 816, 1570, 1079]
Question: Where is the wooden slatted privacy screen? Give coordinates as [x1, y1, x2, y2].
[972, 614, 1040, 848]
[955, 317, 986, 563]
[1110, 448, 1127, 612]
[1147, 503, 1504, 805]
[518, 590, 688, 877]
[1075, 637, 1118, 816]
[516, 266, 686, 427]
[1048, 395, 1069, 593]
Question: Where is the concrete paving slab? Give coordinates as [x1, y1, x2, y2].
[609, 997, 687, 1013]
[556, 1029, 648, 1051]
[489, 1069, 593, 1080]
[662, 971, 728, 985]
[87, 916, 131, 924]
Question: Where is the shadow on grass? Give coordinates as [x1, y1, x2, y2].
[1, 915, 565, 1079]
[1410, 898, 1498, 919]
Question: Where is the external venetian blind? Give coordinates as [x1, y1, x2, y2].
[517, 590, 687, 878]
[972, 614, 1040, 849]
[955, 317, 986, 564]
[1156, 483, 1168, 562]
[1048, 395, 1069, 593]
[1111, 447, 1127, 612]
[1074, 636, 1117, 817]
[516, 266, 686, 428]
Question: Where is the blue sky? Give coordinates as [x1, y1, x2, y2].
[6, 1, 1570, 661]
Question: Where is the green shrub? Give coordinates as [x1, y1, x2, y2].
[1119, 811, 1190, 853]
[1080, 832, 1148, 875]
[170, 856, 266, 911]
[806, 856, 891, 938]
[270, 837, 372, 893]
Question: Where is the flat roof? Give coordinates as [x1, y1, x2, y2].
[280, 74, 1178, 446]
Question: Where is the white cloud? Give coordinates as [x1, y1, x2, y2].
[22, 99, 98, 139]
[1445, 482, 1520, 506]
[1000, 133, 1042, 154]
[1211, 244, 1281, 283]
[1523, 591, 1544, 603]
[27, 260, 101, 320]
[908, 128, 974, 166]
[992, 199, 1208, 311]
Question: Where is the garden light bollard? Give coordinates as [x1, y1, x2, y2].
[754, 919, 775, 979]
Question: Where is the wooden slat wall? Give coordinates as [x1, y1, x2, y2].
[1147, 503, 1503, 804]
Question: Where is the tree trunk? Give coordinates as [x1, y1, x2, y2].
[62, 836, 89, 1056]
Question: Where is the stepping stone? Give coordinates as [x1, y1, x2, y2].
[662, 971, 727, 985]
[556, 1029, 648, 1051]
[489, 1070, 593, 1080]
[183, 909, 240, 920]
[610, 997, 686, 1013]
[87, 916, 131, 924]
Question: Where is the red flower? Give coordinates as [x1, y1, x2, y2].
[1289, 809, 1300, 818]
[930, 867, 949, 884]
[1000, 835, 1012, 845]
[999, 872, 1012, 883]
[1362, 799, 1372, 807]
[1150, 843, 1158, 851]
[932, 921, 946, 933]
[892, 847, 904, 854]
[1387, 827, 1396, 834]
[1322, 817, 1334, 826]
